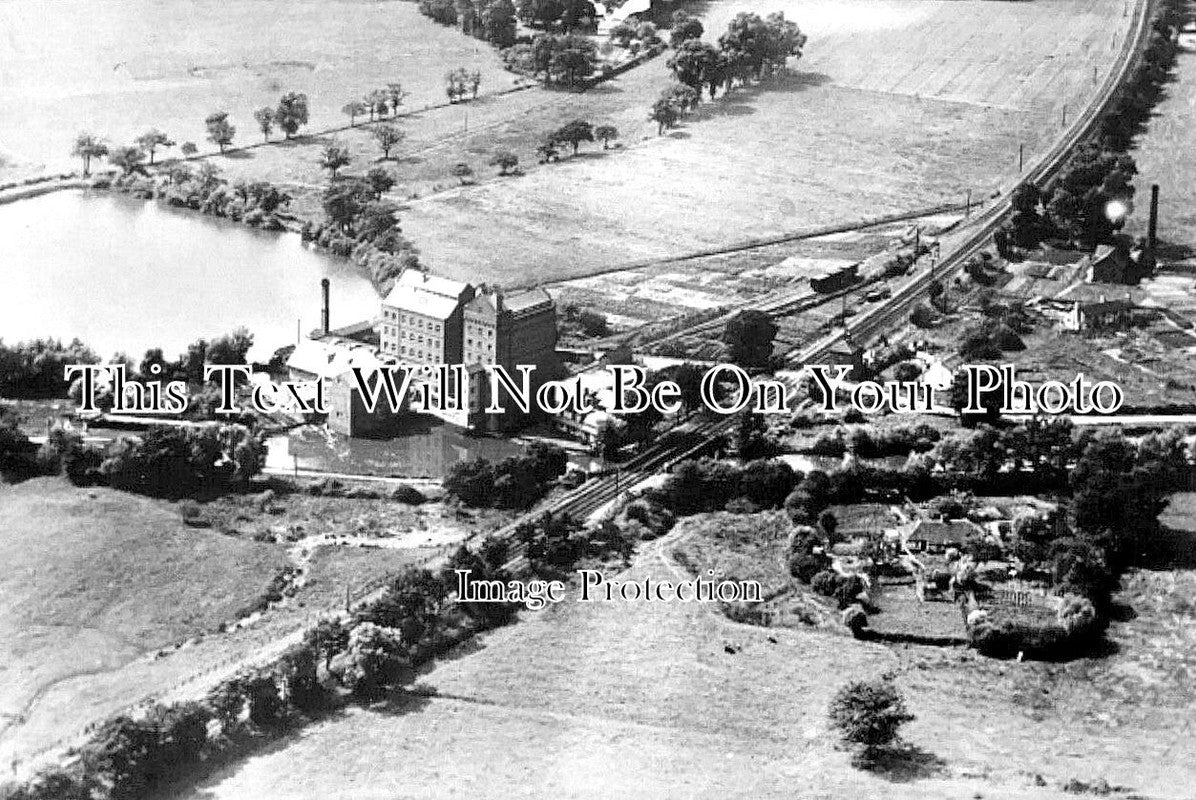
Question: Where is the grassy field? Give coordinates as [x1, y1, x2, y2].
[0, 479, 494, 769]
[180, 524, 1196, 799]
[0, 0, 519, 176]
[0, 478, 289, 756]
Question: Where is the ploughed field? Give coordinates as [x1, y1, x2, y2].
[181, 519, 1196, 800]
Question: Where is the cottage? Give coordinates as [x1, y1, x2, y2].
[903, 518, 984, 555]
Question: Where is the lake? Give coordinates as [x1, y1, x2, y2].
[0, 190, 380, 360]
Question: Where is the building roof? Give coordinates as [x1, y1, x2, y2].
[504, 287, 554, 314]
[1055, 282, 1141, 305]
[286, 338, 387, 380]
[391, 269, 470, 299]
[908, 519, 982, 544]
[382, 270, 471, 319]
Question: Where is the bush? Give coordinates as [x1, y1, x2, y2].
[390, 483, 425, 504]
[811, 570, 838, 597]
[827, 677, 914, 760]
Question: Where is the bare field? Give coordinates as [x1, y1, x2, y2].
[183, 526, 1196, 800]
[0, 0, 519, 175]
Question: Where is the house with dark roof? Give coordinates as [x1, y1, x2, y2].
[902, 519, 984, 555]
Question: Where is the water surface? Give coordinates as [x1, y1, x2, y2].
[0, 190, 380, 360]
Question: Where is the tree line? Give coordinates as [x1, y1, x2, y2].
[1002, 0, 1184, 256]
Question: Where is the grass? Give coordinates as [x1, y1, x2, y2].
[0, 479, 502, 768]
[178, 524, 1196, 800]
[0, 478, 289, 753]
[0, 0, 519, 177]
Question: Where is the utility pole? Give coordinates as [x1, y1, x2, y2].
[1018, 142, 1024, 173]
[1062, 104, 1068, 127]
[965, 189, 972, 217]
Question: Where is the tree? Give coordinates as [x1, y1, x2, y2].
[670, 12, 704, 48]
[385, 82, 406, 115]
[594, 124, 618, 149]
[206, 327, 254, 365]
[322, 178, 373, 234]
[490, 149, 519, 175]
[274, 92, 310, 139]
[480, 0, 517, 48]
[668, 39, 719, 93]
[134, 129, 174, 164]
[204, 111, 235, 152]
[365, 165, 396, 199]
[827, 677, 914, 763]
[108, 145, 146, 175]
[342, 101, 368, 127]
[553, 119, 593, 155]
[650, 98, 679, 135]
[609, 20, 636, 47]
[1045, 144, 1137, 247]
[663, 82, 700, 114]
[450, 162, 474, 184]
[468, 70, 482, 99]
[372, 124, 405, 159]
[319, 141, 352, 178]
[180, 141, 198, 156]
[536, 139, 560, 163]
[72, 133, 109, 175]
[723, 309, 777, 368]
[445, 69, 465, 103]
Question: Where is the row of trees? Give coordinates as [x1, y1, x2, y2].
[73, 130, 195, 177]
[534, 118, 617, 162]
[1003, 2, 1184, 252]
[341, 83, 407, 127]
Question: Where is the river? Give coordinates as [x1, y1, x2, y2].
[0, 190, 380, 360]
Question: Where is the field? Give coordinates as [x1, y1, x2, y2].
[0, 479, 289, 760]
[0, 478, 504, 769]
[54, 0, 1139, 291]
[392, 0, 1135, 285]
[181, 522, 1196, 800]
[0, 0, 519, 176]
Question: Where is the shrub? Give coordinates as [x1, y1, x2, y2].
[811, 570, 838, 597]
[827, 677, 914, 760]
[842, 604, 869, 637]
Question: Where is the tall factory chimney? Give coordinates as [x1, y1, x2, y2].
[321, 278, 330, 335]
[1147, 183, 1160, 273]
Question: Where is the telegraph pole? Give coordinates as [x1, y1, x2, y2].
[1018, 143, 1024, 173]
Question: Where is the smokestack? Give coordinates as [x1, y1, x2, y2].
[321, 278, 330, 335]
[1147, 183, 1159, 272]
